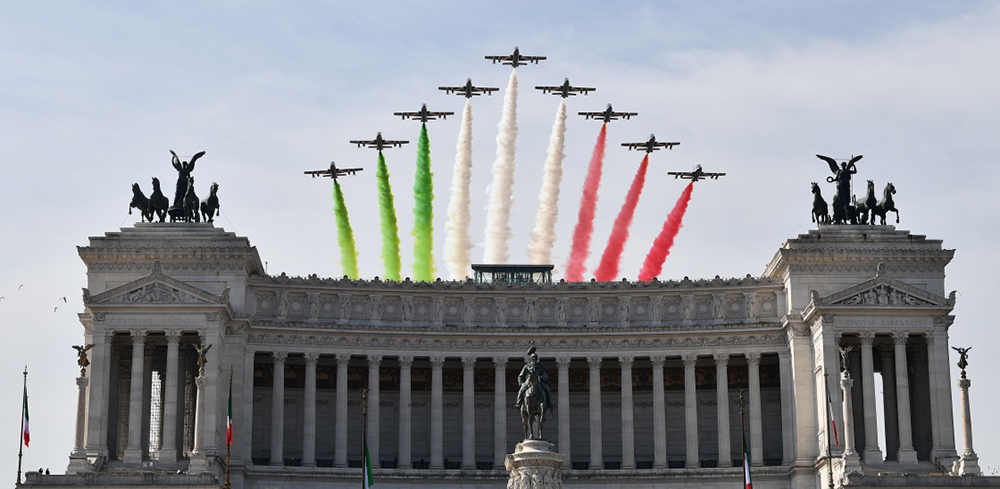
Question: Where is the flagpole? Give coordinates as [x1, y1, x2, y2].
[362, 388, 369, 489]
[739, 389, 749, 489]
[225, 368, 232, 489]
[824, 370, 834, 489]
[17, 366, 27, 486]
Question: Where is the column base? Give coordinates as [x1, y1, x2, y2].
[66, 454, 91, 474]
[158, 449, 178, 464]
[955, 453, 981, 476]
[862, 448, 883, 465]
[842, 452, 863, 475]
[505, 440, 565, 489]
[897, 447, 918, 465]
[122, 448, 143, 464]
[189, 454, 211, 473]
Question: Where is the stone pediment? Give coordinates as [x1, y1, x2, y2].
[86, 261, 229, 306]
[811, 265, 954, 309]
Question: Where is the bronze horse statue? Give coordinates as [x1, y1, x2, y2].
[855, 179, 876, 225]
[810, 182, 830, 225]
[183, 176, 201, 223]
[872, 182, 898, 225]
[148, 177, 170, 223]
[519, 367, 545, 440]
[200, 182, 220, 223]
[129, 183, 153, 222]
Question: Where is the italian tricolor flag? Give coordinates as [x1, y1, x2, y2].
[21, 383, 30, 447]
[743, 437, 752, 489]
[362, 410, 374, 488]
[226, 381, 233, 446]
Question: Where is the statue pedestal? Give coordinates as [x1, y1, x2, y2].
[505, 439, 565, 489]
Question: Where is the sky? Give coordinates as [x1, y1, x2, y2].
[1, 0, 999, 478]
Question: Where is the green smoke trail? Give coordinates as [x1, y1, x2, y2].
[412, 123, 435, 281]
[331, 180, 359, 279]
[375, 151, 402, 281]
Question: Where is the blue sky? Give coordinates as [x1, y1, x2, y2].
[2, 1, 999, 477]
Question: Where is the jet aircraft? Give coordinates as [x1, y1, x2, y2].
[578, 104, 638, 123]
[667, 164, 726, 182]
[304, 162, 363, 180]
[485, 46, 546, 68]
[350, 132, 409, 151]
[536, 78, 596, 98]
[394, 104, 454, 123]
[439, 78, 499, 98]
[622, 134, 680, 153]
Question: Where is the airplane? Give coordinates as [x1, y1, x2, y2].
[304, 161, 363, 180]
[485, 46, 546, 68]
[439, 78, 499, 98]
[667, 164, 726, 182]
[622, 134, 680, 153]
[394, 104, 454, 123]
[535, 78, 596, 98]
[578, 104, 638, 123]
[350, 132, 409, 151]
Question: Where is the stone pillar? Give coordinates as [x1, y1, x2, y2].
[747, 352, 763, 466]
[270, 351, 287, 466]
[67, 376, 90, 473]
[85, 332, 113, 457]
[367, 355, 382, 467]
[840, 372, 862, 473]
[892, 332, 918, 464]
[923, 335, 941, 458]
[683, 354, 699, 468]
[588, 356, 603, 470]
[159, 331, 181, 463]
[242, 350, 255, 465]
[879, 345, 899, 460]
[714, 353, 732, 468]
[619, 356, 635, 470]
[931, 328, 958, 461]
[858, 332, 883, 464]
[956, 377, 980, 475]
[493, 356, 508, 469]
[430, 356, 444, 470]
[398, 356, 413, 469]
[556, 357, 571, 469]
[335, 353, 349, 468]
[188, 374, 209, 472]
[462, 356, 477, 470]
[123, 330, 147, 464]
[778, 351, 794, 465]
[651, 356, 667, 469]
[303, 353, 319, 467]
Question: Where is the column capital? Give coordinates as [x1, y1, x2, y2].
[840, 373, 854, 391]
[272, 351, 288, 363]
[195, 375, 208, 387]
[923, 333, 934, 346]
[368, 355, 383, 368]
[304, 353, 320, 365]
[245, 349, 256, 358]
[858, 331, 876, 344]
[618, 356, 634, 369]
[682, 354, 698, 368]
[165, 330, 182, 343]
[555, 357, 572, 368]
[892, 331, 910, 345]
[587, 356, 602, 369]
[462, 356, 477, 369]
[493, 356, 508, 369]
[76, 376, 89, 388]
[103, 330, 116, 344]
[399, 355, 414, 368]
[335, 353, 351, 364]
[650, 355, 665, 368]
[130, 330, 147, 343]
[431, 356, 446, 368]
[713, 353, 730, 367]
[746, 352, 761, 366]
[835, 331, 844, 343]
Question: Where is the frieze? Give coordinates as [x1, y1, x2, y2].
[837, 316, 932, 331]
[105, 314, 204, 326]
[812, 274, 953, 309]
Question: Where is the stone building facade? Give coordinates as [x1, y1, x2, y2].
[21, 223, 995, 488]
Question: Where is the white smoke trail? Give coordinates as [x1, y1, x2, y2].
[483, 70, 519, 264]
[444, 100, 474, 279]
[528, 99, 567, 265]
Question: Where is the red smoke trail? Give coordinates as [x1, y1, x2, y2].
[564, 124, 608, 282]
[593, 154, 649, 282]
[638, 182, 694, 281]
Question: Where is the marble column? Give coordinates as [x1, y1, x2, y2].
[747, 353, 763, 466]
[778, 351, 794, 465]
[956, 376, 980, 475]
[651, 356, 667, 469]
[85, 332, 113, 457]
[588, 356, 603, 470]
[242, 350, 255, 465]
[398, 356, 413, 469]
[493, 356, 508, 469]
[335, 354, 349, 468]
[619, 356, 635, 470]
[714, 353, 732, 468]
[879, 345, 899, 460]
[159, 331, 181, 463]
[840, 372, 861, 473]
[556, 357, 571, 469]
[367, 355, 382, 468]
[923, 335, 941, 458]
[462, 356, 476, 470]
[892, 332, 918, 464]
[270, 352, 287, 466]
[931, 328, 958, 460]
[858, 332, 883, 463]
[123, 330, 147, 464]
[303, 353, 319, 467]
[67, 375, 90, 472]
[430, 356, 444, 470]
[683, 354, 699, 469]
[189, 374, 209, 471]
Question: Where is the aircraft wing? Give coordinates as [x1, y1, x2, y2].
[578, 111, 601, 119]
[620, 112, 638, 119]
[383, 140, 409, 147]
[394, 111, 419, 119]
[429, 111, 454, 119]
[349, 140, 371, 148]
[520, 55, 546, 63]
[477, 87, 499, 94]
[658, 142, 681, 150]
[667, 172, 694, 179]
[576, 87, 596, 94]
[438, 86, 461, 93]
[304, 169, 331, 178]
[535, 86, 560, 93]
[485, 55, 510, 64]
[621, 143, 646, 150]
[340, 168, 363, 175]
[700, 172, 726, 179]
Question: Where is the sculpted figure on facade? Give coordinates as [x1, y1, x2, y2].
[338, 294, 351, 321]
[72, 344, 94, 376]
[713, 294, 725, 320]
[401, 296, 413, 323]
[369, 295, 382, 322]
[526, 297, 537, 324]
[744, 293, 757, 319]
[495, 297, 507, 324]
[308, 293, 319, 319]
[463, 297, 475, 324]
[681, 295, 694, 321]
[618, 297, 630, 323]
[276, 290, 288, 318]
[648, 295, 661, 323]
[588, 297, 600, 323]
[556, 297, 567, 323]
[432, 297, 444, 324]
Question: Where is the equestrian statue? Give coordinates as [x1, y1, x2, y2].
[514, 346, 554, 440]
